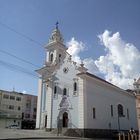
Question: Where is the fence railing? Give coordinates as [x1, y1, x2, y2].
[118, 132, 138, 140]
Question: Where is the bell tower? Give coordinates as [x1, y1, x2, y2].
[45, 22, 67, 65]
[133, 78, 140, 94]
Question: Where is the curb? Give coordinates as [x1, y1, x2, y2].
[0, 136, 80, 140]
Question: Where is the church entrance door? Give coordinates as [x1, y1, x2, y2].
[62, 112, 68, 127]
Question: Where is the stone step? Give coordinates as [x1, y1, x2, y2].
[51, 128, 82, 137]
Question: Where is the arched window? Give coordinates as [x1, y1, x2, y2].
[63, 88, 67, 96]
[54, 86, 57, 98]
[74, 82, 77, 92]
[50, 53, 53, 62]
[118, 104, 124, 117]
[54, 86, 57, 94]
[59, 54, 61, 62]
[93, 107, 96, 119]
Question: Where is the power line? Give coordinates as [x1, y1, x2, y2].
[0, 21, 44, 47]
[0, 59, 128, 103]
[0, 59, 38, 78]
[0, 49, 40, 68]
[0, 21, 44, 70]
[0, 21, 47, 72]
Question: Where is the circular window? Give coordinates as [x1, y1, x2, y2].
[63, 67, 68, 73]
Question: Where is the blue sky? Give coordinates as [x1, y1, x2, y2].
[0, 0, 140, 95]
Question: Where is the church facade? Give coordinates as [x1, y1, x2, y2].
[36, 25, 138, 137]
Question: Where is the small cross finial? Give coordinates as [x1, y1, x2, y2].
[80, 61, 84, 67]
[55, 21, 59, 29]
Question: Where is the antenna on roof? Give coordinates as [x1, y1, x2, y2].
[13, 87, 15, 92]
[80, 61, 84, 67]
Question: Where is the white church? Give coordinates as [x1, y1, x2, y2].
[36, 24, 138, 137]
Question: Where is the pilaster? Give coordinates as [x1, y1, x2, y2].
[47, 81, 53, 129]
[36, 78, 43, 128]
[78, 78, 85, 128]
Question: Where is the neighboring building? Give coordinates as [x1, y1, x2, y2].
[133, 78, 140, 138]
[36, 25, 138, 137]
[22, 94, 37, 129]
[0, 90, 37, 129]
[0, 90, 23, 128]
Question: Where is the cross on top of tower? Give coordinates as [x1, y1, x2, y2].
[55, 21, 59, 29]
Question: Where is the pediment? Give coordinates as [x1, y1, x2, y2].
[36, 64, 56, 76]
[59, 96, 72, 109]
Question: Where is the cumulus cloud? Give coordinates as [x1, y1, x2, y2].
[95, 30, 140, 89]
[67, 37, 85, 63]
[67, 37, 98, 74]
[66, 32, 140, 89]
[22, 90, 27, 94]
[83, 58, 99, 74]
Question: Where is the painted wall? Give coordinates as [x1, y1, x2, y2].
[84, 77, 138, 130]
[50, 55, 79, 129]
[36, 27, 138, 131]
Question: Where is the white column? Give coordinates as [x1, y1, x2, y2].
[46, 51, 50, 62]
[78, 78, 85, 128]
[36, 78, 43, 129]
[47, 81, 53, 129]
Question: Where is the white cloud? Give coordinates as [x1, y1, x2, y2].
[83, 58, 99, 74]
[22, 90, 27, 94]
[95, 30, 140, 89]
[67, 37, 85, 63]
[67, 37, 98, 74]
[67, 32, 140, 89]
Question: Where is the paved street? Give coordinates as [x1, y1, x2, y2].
[0, 128, 68, 139]
[10, 139, 82, 140]
[17, 139, 85, 140]
[0, 128, 92, 140]
[0, 128, 112, 140]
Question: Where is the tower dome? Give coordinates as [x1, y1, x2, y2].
[48, 22, 64, 45]
[45, 23, 67, 65]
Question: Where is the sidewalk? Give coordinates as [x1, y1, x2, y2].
[0, 128, 112, 140]
[0, 128, 72, 139]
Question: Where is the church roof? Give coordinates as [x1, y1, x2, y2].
[77, 72, 115, 86]
[77, 72, 135, 96]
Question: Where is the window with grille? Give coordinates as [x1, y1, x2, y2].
[9, 105, 14, 110]
[118, 104, 124, 117]
[73, 79, 78, 96]
[3, 94, 9, 99]
[111, 105, 113, 117]
[16, 97, 21, 101]
[18, 106, 21, 111]
[10, 96, 15, 100]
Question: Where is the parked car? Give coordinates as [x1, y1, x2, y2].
[8, 124, 20, 129]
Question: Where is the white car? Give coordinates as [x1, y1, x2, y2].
[8, 124, 20, 129]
